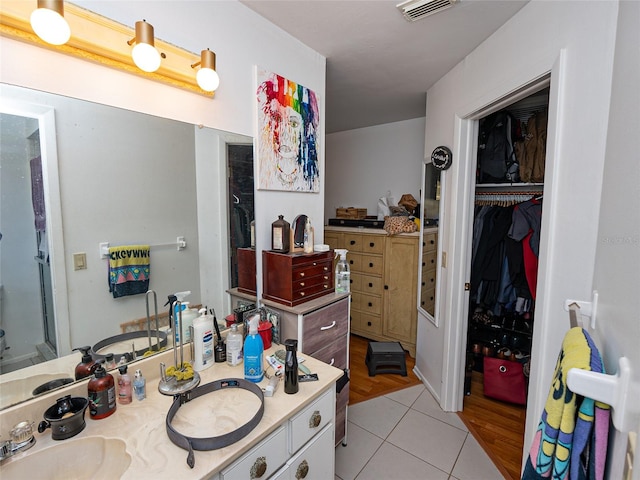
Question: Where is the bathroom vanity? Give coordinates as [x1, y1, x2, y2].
[0, 347, 343, 479]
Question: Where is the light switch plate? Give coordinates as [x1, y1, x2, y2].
[73, 252, 87, 270]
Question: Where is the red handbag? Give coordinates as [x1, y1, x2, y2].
[483, 356, 527, 405]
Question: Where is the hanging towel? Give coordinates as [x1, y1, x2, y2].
[108, 245, 150, 298]
[522, 327, 610, 480]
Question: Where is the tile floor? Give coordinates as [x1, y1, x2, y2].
[335, 384, 506, 480]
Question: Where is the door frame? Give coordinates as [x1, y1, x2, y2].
[440, 52, 568, 460]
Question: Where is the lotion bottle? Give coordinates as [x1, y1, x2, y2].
[73, 346, 96, 381]
[226, 323, 243, 367]
[117, 365, 132, 404]
[88, 361, 116, 419]
[243, 315, 264, 383]
[192, 308, 214, 371]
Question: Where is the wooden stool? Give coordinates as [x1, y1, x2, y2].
[365, 341, 407, 376]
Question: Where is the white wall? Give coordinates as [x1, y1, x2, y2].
[325, 118, 425, 224]
[592, 1, 640, 476]
[0, 1, 326, 351]
[416, 0, 621, 463]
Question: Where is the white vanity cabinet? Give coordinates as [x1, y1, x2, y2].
[220, 388, 336, 480]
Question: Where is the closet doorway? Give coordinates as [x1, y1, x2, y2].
[459, 82, 551, 479]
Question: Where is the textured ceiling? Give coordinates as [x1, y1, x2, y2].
[241, 0, 528, 133]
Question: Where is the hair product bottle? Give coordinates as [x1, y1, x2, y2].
[117, 365, 132, 404]
[73, 346, 96, 380]
[88, 361, 117, 419]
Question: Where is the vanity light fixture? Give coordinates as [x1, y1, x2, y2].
[191, 48, 220, 92]
[127, 20, 161, 73]
[30, 0, 70, 45]
[1, 2, 214, 97]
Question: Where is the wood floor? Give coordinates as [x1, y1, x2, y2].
[348, 334, 525, 480]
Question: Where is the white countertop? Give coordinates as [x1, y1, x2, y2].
[0, 346, 343, 479]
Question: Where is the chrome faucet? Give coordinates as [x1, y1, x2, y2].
[0, 421, 36, 462]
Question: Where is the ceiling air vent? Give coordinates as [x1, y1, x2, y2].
[397, 0, 458, 22]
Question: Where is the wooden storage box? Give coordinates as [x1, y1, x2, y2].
[262, 250, 334, 306]
[336, 207, 367, 219]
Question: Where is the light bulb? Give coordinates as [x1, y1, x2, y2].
[30, 6, 70, 45]
[131, 42, 161, 73]
[196, 68, 220, 92]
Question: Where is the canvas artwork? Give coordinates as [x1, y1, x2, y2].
[256, 68, 320, 192]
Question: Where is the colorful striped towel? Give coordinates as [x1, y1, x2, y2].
[522, 327, 610, 480]
[108, 245, 150, 298]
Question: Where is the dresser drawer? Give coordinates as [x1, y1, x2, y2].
[287, 424, 335, 480]
[301, 298, 349, 354]
[423, 231, 437, 252]
[344, 233, 363, 253]
[421, 269, 436, 289]
[347, 252, 362, 272]
[289, 388, 334, 454]
[422, 250, 437, 270]
[358, 274, 383, 295]
[360, 254, 383, 276]
[361, 236, 384, 254]
[355, 292, 381, 315]
[220, 425, 287, 480]
[351, 310, 382, 335]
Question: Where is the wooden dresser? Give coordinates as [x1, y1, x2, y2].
[262, 250, 334, 307]
[262, 294, 350, 447]
[324, 226, 419, 357]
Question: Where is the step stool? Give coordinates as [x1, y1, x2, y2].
[365, 341, 407, 376]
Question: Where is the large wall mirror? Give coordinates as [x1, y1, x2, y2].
[0, 83, 253, 409]
[418, 162, 441, 323]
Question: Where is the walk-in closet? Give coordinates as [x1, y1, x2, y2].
[460, 87, 550, 479]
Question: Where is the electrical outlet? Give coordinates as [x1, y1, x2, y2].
[73, 252, 87, 270]
[442, 251, 447, 268]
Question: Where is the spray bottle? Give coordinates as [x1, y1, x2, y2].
[243, 314, 264, 383]
[334, 249, 350, 294]
[171, 291, 197, 344]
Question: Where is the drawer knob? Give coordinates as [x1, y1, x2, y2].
[368, 282, 373, 288]
[430, 239, 435, 244]
[250, 456, 267, 479]
[329, 358, 335, 366]
[300, 272, 305, 277]
[309, 410, 321, 428]
[323, 284, 330, 289]
[350, 240, 356, 245]
[368, 302, 372, 307]
[369, 242, 374, 247]
[299, 282, 305, 287]
[369, 262, 373, 268]
[299, 292, 306, 297]
[384, 285, 389, 290]
[367, 321, 372, 326]
[323, 266, 328, 271]
[350, 260, 354, 265]
[295, 460, 309, 479]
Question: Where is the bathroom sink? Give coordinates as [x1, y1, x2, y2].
[1, 436, 131, 479]
[0, 373, 72, 410]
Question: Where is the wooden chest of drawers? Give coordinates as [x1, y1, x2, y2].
[262, 251, 334, 307]
[237, 247, 257, 295]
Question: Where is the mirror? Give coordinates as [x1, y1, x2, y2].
[418, 163, 441, 322]
[0, 83, 253, 409]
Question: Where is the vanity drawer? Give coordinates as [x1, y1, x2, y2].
[287, 424, 335, 479]
[343, 233, 363, 253]
[220, 425, 288, 480]
[422, 250, 437, 270]
[361, 236, 384, 255]
[292, 261, 332, 281]
[354, 292, 381, 315]
[311, 337, 347, 369]
[289, 388, 334, 454]
[301, 298, 349, 354]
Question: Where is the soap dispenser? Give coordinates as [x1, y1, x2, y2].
[73, 346, 96, 381]
[88, 360, 117, 419]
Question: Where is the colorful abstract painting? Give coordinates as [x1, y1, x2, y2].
[256, 68, 320, 192]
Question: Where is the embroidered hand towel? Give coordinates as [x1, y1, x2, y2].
[108, 245, 150, 298]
